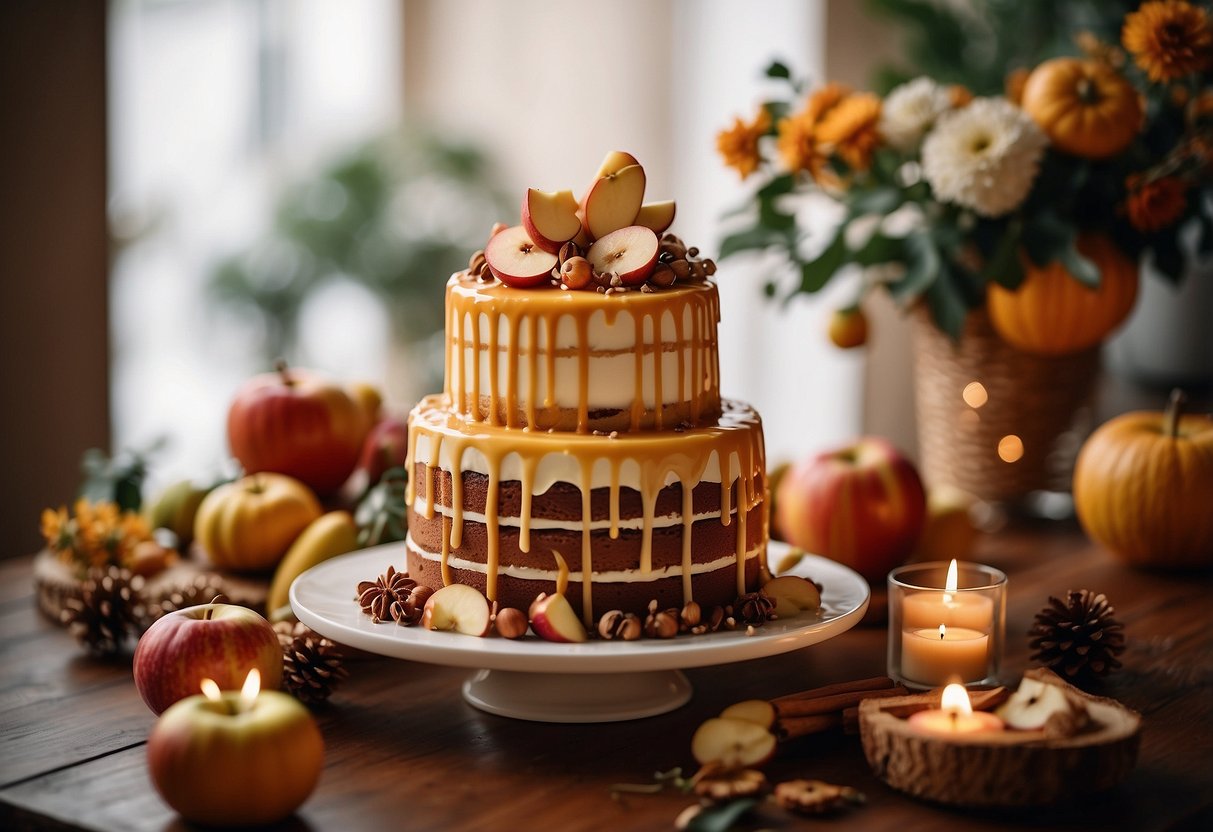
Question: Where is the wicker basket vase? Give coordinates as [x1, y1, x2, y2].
[912, 308, 1100, 504]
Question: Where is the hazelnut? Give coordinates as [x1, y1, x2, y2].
[494, 607, 529, 639]
[561, 256, 593, 290]
[680, 601, 702, 630]
[645, 610, 679, 639]
[598, 610, 642, 640]
[703, 259, 717, 276]
[649, 263, 676, 287]
[557, 240, 582, 266]
[597, 609, 624, 639]
[669, 260, 691, 279]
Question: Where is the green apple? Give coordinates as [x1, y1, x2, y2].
[145, 479, 213, 547]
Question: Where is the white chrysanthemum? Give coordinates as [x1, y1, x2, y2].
[921, 97, 1047, 218]
[878, 77, 954, 152]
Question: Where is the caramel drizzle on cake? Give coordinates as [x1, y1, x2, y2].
[405, 396, 766, 624]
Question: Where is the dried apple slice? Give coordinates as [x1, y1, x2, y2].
[691, 717, 777, 770]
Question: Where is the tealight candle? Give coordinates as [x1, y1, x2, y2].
[147, 669, 325, 827]
[901, 624, 989, 687]
[908, 683, 1004, 735]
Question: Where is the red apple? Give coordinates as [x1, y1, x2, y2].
[342, 415, 408, 500]
[587, 225, 660, 286]
[133, 602, 283, 715]
[634, 200, 676, 235]
[227, 362, 372, 495]
[521, 188, 581, 253]
[582, 164, 646, 240]
[775, 437, 927, 583]
[528, 592, 587, 643]
[591, 150, 640, 181]
[421, 584, 492, 636]
[484, 225, 559, 288]
[147, 678, 323, 826]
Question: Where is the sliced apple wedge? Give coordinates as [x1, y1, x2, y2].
[592, 150, 640, 180]
[720, 699, 777, 730]
[582, 164, 646, 240]
[521, 189, 582, 253]
[420, 584, 492, 636]
[634, 200, 676, 235]
[484, 225, 559, 288]
[586, 226, 659, 286]
[529, 592, 587, 643]
[996, 676, 1088, 732]
[691, 717, 777, 770]
[762, 575, 822, 620]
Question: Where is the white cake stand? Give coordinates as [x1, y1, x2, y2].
[291, 542, 869, 723]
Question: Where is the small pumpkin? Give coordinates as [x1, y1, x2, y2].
[1020, 57, 1143, 159]
[1074, 390, 1213, 569]
[987, 233, 1138, 356]
[194, 473, 321, 571]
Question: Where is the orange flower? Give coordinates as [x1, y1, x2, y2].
[816, 92, 883, 171]
[717, 107, 771, 180]
[41, 506, 71, 549]
[776, 113, 832, 182]
[1123, 0, 1213, 82]
[804, 82, 851, 124]
[1126, 175, 1188, 231]
[1189, 88, 1213, 125]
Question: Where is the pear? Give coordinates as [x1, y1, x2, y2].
[267, 511, 359, 612]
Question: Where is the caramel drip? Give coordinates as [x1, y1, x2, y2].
[674, 305, 686, 413]
[405, 426, 420, 508]
[579, 459, 593, 624]
[505, 313, 519, 429]
[691, 301, 701, 424]
[720, 451, 732, 528]
[487, 311, 500, 426]
[576, 312, 589, 432]
[449, 441, 465, 548]
[526, 314, 539, 428]
[608, 460, 620, 540]
[653, 311, 664, 430]
[631, 311, 644, 431]
[455, 307, 466, 416]
[544, 310, 557, 421]
[519, 455, 538, 553]
[470, 311, 481, 420]
[443, 281, 453, 404]
[484, 465, 500, 601]
[440, 514, 452, 586]
[735, 496, 748, 596]
[681, 479, 694, 602]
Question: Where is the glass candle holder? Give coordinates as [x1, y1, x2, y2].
[887, 561, 1006, 689]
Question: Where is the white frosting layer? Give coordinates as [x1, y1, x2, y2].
[412, 499, 736, 530]
[407, 533, 760, 582]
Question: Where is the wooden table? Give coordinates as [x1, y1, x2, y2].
[3, 520, 1212, 831]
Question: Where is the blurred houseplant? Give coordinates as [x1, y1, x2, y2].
[716, 0, 1212, 502]
[209, 131, 506, 400]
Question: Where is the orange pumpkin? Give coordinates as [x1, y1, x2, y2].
[1074, 391, 1213, 569]
[194, 473, 321, 571]
[1020, 57, 1142, 159]
[987, 233, 1138, 355]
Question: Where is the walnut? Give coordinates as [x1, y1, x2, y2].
[598, 610, 642, 641]
[773, 779, 864, 815]
[693, 768, 767, 801]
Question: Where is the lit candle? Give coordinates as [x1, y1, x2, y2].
[909, 683, 1004, 735]
[901, 624, 989, 687]
[902, 559, 994, 630]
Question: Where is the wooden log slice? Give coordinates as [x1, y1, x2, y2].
[859, 669, 1141, 807]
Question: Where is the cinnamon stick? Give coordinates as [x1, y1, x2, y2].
[771, 675, 895, 705]
[774, 685, 909, 718]
[776, 712, 843, 741]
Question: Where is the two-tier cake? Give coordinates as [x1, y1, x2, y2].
[403, 152, 768, 626]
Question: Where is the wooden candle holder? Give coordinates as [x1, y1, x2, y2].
[859, 669, 1141, 807]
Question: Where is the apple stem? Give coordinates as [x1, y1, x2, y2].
[275, 358, 293, 386]
[1164, 388, 1186, 439]
[204, 606, 214, 621]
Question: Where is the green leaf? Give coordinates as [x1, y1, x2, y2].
[1057, 241, 1100, 288]
[765, 61, 791, 80]
[851, 231, 904, 266]
[1021, 212, 1072, 268]
[983, 222, 1025, 290]
[757, 174, 796, 201]
[717, 226, 781, 260]
[888, 231, 939, 302]
[847, 186, 902, 217]
[799, 231, 848, 293]
[686, 798, 759, 832]
[925, 261, 969, 340]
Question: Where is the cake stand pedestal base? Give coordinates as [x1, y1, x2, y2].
[462, 668, 692, 723]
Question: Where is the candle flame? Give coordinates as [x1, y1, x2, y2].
[944, 559, 958, 598]
[941, 683, 973, 716]
[938, 624, 946, 640]
[200, 678, 221, 702]
[240, 668, 261, 709]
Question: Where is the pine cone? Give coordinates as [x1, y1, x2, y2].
[1029, 590, 1126, 682]
[275, 622, 349, 705]
[356, 565, 430, 625]
[146, 574, 227, 621]
[61, 566, 147, 655]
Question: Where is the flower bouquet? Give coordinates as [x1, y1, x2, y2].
[716, 0, 1212, 500]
